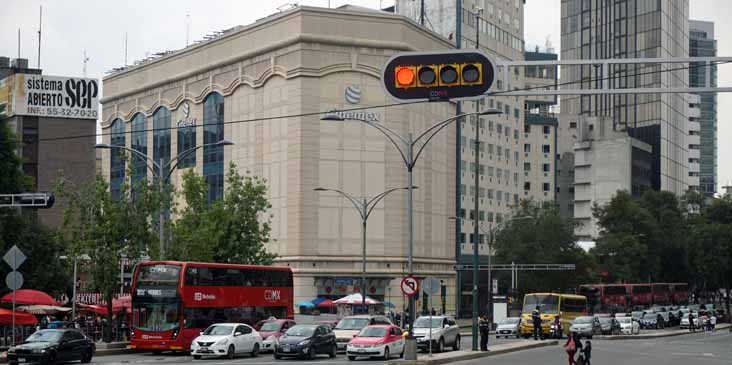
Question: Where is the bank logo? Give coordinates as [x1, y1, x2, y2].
[345, 85, 362, 104]
[178, 101, 196, 129]
[182, 101, 190, 118]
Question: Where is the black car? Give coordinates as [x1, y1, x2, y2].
[7, 329, 95, 365]
[274, 324, 337, 360]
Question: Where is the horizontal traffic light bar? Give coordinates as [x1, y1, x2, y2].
[382, 49, 496, 102]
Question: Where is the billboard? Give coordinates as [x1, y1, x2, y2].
[4, 74, 99, 120]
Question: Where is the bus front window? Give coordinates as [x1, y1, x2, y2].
[523, 295, 560, 314]
[133, 303, 180, 332]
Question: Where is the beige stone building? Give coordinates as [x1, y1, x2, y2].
[99, 6, 460, 312]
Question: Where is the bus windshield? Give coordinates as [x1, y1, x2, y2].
[133, 302, 180, 332]
[523, 295, 559, 314]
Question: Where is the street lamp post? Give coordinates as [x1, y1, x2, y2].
[95, 139, 235, 259]
[322, 108, 499, 356]
[60, 254, 91, 321]
[313, 186, 415, 308]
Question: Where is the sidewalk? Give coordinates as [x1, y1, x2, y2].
[594, 323, 731, 341]
[386, 339, 557, 365]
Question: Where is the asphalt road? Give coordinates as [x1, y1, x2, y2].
[88, 336, 523, 365]
[454, 330, 732, 365]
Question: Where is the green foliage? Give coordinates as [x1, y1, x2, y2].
[494, 200, 595, 294]
[57, 173, 157, 342]
[0, 104, 69, 297]
[0, 104, 33, 193]
[169, 163, 276, 265]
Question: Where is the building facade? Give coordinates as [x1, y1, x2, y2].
[0, 57, 97, 227]
[99, 6, 459, 312]
[559, 0, 690, 238]
[689, 20, 717, 198]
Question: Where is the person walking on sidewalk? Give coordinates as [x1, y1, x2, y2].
[564, 332, 582, 365]
[479, 315, 491, 351]
[582, 339, 592, 365]
[689, 312, 696, 333]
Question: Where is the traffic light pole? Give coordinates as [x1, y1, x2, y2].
[471, 7, 483, 352]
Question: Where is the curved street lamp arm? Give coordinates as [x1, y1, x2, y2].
[412, 112, 473, 144]
[412, 115, 464, 166]
[320, 188, 366, 220]
[364, 187, 408, 219]
[345, 118, 410, 167]
[163, 141, 229, 181]
[107, 144, 159, 177]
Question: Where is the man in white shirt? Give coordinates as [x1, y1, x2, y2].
[710, 315, 717, 332]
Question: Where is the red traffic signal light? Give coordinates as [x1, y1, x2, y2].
[382, 50, 495, 101]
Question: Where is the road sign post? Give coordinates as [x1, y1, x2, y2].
[421, 276, 440, 358]
[4, 245, 26, 346]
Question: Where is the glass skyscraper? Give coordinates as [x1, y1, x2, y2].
[560, 0, 690, 194]
[689, 20, 718, 198]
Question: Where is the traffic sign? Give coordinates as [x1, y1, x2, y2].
[492, 278, 498, 295]
[3, 245, 26, 270]
[382, 49, 496, 102]
[400, 276, 419, 297]
[6, 271, 23, 290]
[422, 276, 441, 295]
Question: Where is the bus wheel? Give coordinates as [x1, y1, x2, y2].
[227, 345, 235, 359]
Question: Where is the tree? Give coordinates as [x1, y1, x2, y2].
[0, 104, 69, 297]
[589, 233, 647, 283]
[494, 200, 595, 294]
[169, 163, 276, 264]
[58, 174, 157, 342]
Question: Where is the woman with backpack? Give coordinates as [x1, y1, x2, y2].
[564, 332, 583, 365]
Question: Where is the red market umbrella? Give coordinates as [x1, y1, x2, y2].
[316, 299, 336, 308]
[0, 308, 38, 325]
[0, 289, 58, 306]
[78, 303, 109, 315]
[112, 296, 131, 314]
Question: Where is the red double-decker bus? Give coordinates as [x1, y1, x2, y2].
[630, 284, 652, 307]
[651, 283, 671, 305]
[130, 261, 293, 352]
[669, 283, 689, 305]
[603, 284, 630, 309]
[577, 285, 602, 313]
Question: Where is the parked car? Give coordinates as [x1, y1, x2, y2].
[256, 319, 297, 353]
[568, 316, 602, 339]
[640, 313, 662, 329]
[413, 316, 460, 353]
[630, 311, 644, 322]
[616, 316, 640, 335]
[597, 317, 621, 335]
[316, 320, 339, 330]
[346, 325, 404, 361]
[495, 317, 521, 339]
[274, 324, 336, 360]
[7, 329, 95, 365]
[191, 323, 262, 359]
[333, 315, 392, 352]
[679, 312, 697, 329]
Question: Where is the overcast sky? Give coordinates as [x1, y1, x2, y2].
[2, 0, 730, 194]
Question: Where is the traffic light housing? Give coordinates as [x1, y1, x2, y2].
[383, 49, 495, 101]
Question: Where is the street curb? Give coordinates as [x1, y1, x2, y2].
[0, 347, 141, 363]
[386, 340, 558, 365]
[594, 323, 731, 341]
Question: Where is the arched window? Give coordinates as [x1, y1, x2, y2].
[153, 107, 171, 177]
[130, 113, 147, 184]
[203, 93, 225, 202]
[177, 103, 196, 169]
[110, 118, 125, 200]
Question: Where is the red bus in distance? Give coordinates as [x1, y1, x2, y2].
[630, 284, 652, 307]
[669, 283, 689, 305]
[130, 261, 293, 352]
[651, 283, 671, 306]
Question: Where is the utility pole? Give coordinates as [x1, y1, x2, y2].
[470, 6, 483, 352]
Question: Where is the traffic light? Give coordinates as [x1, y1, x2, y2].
[383, 49, 495, 101]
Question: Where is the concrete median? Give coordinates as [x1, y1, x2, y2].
[386, 339, 558, 365]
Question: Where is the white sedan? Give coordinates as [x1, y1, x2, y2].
[616, 316, 640, 335]
[190, 323, 263, 359]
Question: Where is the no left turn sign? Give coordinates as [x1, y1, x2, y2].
[401, 276, 419, 297]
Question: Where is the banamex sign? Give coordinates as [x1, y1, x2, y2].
[12, 74, 99, 119]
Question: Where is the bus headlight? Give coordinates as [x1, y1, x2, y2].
[172, 329, 179, 339]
